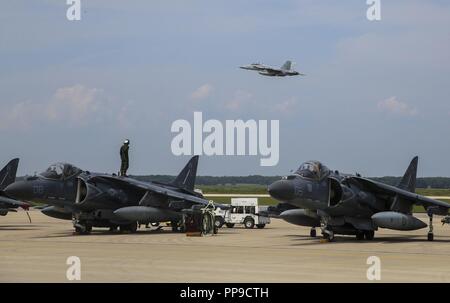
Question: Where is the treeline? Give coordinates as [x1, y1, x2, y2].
[133, 175, 450, 188]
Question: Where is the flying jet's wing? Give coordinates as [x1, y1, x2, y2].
[347, 176, 450, 215]
[263, 67, 281, 73]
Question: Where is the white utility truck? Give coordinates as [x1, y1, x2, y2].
[214, 198, 270, 229]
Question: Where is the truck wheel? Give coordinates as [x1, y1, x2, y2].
[256, 224, 265, 229]
[214, 217, 224, 228]
[244, 217, 255, 229]
[225, 223, 235, 228]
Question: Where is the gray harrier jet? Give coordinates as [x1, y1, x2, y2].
[5, 156, 217, 234]
[240, 60, 304, 77]
[268, 157, 450, 241]
[0, 158, 30, 217]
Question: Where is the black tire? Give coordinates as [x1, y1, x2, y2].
[214, 217, 224, 228]
[244, 217, 255, 229]
[310, 229, 316, 237]
[356, 232, 365, 241]
[256, 224, 265, 229]
[129, 222, 138, 233]
[225, 223, 235, 228]
[364, 230, 375, 240]
[427, 233, 434, 241]
[119, 225, 128, 233]
[171, 221, 179, 232]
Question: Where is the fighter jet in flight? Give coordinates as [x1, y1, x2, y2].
[5, 156, 217, 234]
[0, 158, 30, 218]
[240, 60, 304, 77]
[268, 157, 450, 241]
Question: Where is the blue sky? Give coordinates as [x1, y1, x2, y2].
[1, 1, 450, 177]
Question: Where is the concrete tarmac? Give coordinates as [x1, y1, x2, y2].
[1, 210, 449, 282]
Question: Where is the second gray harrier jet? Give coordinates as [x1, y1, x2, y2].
[268, 157, 450, 241]
[240, 60, 304, 77]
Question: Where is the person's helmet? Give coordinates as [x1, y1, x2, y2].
[124, 139, 130, 145]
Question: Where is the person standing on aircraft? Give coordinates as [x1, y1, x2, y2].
[120, 139, 130, 176]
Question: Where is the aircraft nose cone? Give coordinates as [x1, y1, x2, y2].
[268, 180, 295, 201]
[4, 181, 32, 200]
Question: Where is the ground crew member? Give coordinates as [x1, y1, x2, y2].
[120, 139, 130, 176]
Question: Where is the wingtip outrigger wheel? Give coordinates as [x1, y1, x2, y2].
[427, 210, 434, 241]
[26, 211, 32, 223]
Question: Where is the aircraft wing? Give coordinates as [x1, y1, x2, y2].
[0, 194, 29, 210]
[263, 67, 282, 74]
[89, 175, 212, 206]
[347, 176, 450, 215]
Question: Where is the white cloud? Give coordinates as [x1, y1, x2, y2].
[47, 84, 105, 123]
[377, 97, 418, 116]
[224, 90, 253, 111]
[190, 84, 214, 101]
[0, 84, 122, 130]
[274, 97, 297, 114]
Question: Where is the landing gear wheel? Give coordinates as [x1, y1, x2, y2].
[256, 224, 266, 229]
[310, 228, 316, 237]
[75, 222, 92, 235]
[118, 225, 126, 233]
[225, 223, 235, 228]
[356, 232, 365, 241]
[171, 221, 179, 232]
[244, 218, 255, 229]
[364, 230, 375, 240]
[322, 226, 335, 242]
[129, 222, 138, 233]
[109, 225, 118, 232]
[323, 232, 335, 242]
[427, 212, 434, 241]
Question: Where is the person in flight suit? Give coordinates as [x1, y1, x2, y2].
[120, 139, 130, 176]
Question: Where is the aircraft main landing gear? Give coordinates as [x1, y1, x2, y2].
[74, 221, 92, 235]
[322, 226, 335, 242]
[427, 212, 434, 241]
[310, 228, 316, 237]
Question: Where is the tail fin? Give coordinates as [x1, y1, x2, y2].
[397, 156, 418, 193]
[281, 60, 292, 70]
[0, 158, 19, 190]
[172, 156, 199, 191]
